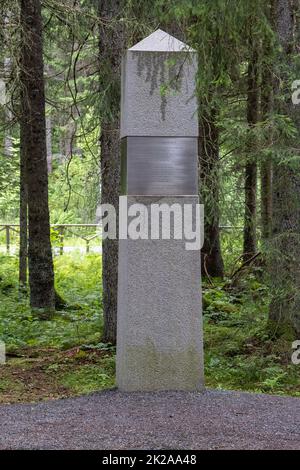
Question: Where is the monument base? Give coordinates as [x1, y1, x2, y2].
[116, 196, 204, 392]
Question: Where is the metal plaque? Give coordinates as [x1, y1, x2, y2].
[121, 137, 198, 195]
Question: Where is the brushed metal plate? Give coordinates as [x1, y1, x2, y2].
[121, 137, 198, 195]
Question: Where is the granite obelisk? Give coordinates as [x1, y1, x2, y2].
[116, 29, 204, 391]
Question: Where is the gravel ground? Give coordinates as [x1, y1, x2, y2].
[0, 389, 299, 450]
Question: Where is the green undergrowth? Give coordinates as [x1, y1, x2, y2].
[203, 277, 299, 396]
[0, 253, 102, 351]
[0, 253, 299, 402]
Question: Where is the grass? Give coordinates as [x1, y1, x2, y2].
[0, 252, 299, 403]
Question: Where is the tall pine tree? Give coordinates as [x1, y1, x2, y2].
[20, 0, 55, 314]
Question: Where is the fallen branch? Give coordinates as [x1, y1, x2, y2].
[231, 251, 262, 280]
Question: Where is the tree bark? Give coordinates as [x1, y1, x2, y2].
[199, 110, 224, 278]
[19, 120, 28, 288]
[260, 31, 274, 241]
[4, 64, 13, 157]
[243, 164, 257, 260]
[64, 120, 75, 158]
[20, 0, 55, 314]
[46, 116, 52, 173]
[4, 16, 13, 157]
[101, 124, 120, 344]
[98, 0, 123, 344]
[243, 38, 259, 261]
[268, 0, 300, 336]
[261, 161, 273, 240]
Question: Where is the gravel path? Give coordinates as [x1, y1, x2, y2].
[0, 389, 299, 450]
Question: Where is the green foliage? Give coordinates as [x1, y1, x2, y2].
[203, 278, 300, 396]
[81, 342, 115, 352]
[0, 137, 20, 222]
[0, 254, 102, 352]
[60, 358, 115, 394]
[0, 253, 299, 400]
[0, 151, 100, 226]
[48, 152, 100, 224]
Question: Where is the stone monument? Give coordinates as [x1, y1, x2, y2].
[116, 29, 204, 391]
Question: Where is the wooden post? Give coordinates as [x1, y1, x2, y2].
[59, 226, 64, 256]
[5, 225, 10, 254]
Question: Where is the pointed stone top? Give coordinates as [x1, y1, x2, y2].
[129, 29, 194, 52]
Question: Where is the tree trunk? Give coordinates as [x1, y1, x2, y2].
[243, 39, 259, 261]
[19, 120, 28, 288]
[98, 0, 123, 344]
[4, 16, 12, 157]
[64, 120, 75, 158]
[268, 0, 300, 336]
[261, 161, 272, 240]
[199, 110, 224, 278]
[243, 164, 257, 260]
[46, 116, 52, 173]
[4, 75, 13, 157]
[260, 34, 274, 241]
[101, 124, 120, 344]
[20, 0, 55, 314]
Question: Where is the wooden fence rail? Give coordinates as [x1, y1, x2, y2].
[0, 224, 102, 255]
[0, 224, 243, 255]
